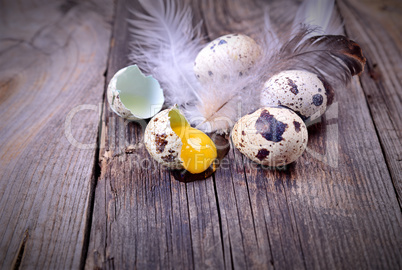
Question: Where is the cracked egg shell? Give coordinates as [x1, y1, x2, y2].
[194, 34, 262, 85]
[107, 65, 164, 120]
[232, 107, 308, 167]
[260, 70, 334, 122]
[144, 108, 184, 170]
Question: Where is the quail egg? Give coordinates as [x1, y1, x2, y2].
[194, 34, 262, 85]
[144, 107, 217, 174]
[232, 107, 308, 167]
[107, 65, 164, 120]
[260, 70, 334, 122]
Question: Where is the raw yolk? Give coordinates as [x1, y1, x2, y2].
[171, 125, 217, 174]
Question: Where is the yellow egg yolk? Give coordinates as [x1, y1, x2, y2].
[171, 125, 217, 174]
[169, 109, 217, 174]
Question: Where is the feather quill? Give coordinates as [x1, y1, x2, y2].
[128, 0, 204, 106]
[185, 63, 265, 132]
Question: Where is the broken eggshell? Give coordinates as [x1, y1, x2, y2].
[144, 106, 218, 175]
[232, 107, 308, 167]
[107, 65, 164, 120]
[144, 107, 185, 170]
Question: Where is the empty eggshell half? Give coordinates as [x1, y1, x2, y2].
[194, 34, 262, 85]
[107, 65, 164, 120]
[260, 70, 334, 122]
[232, 107, 308, 167]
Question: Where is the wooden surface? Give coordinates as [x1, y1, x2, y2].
[0, 0, 401, 269]
[0, 0, 113, 269]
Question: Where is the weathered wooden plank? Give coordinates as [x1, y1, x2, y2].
[86, 0, 402, 269]
[86, 0, 225, 268]
[0, 0, 113, 268]
[337, 0, 402, 205]
[205, 0, 402, 268]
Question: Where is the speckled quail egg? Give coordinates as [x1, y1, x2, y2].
[232, 107, 308, 167]
[260, 70, 334, 122]
[107, 65, 164, 120]
[194, 34, 262, 85]
[144, 107, 217, 174]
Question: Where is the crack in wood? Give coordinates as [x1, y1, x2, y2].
[184, 183, 196, 270]
[11, 230, 29, 270]
[261, 174, 276, 270]
[79, 102, 104, 270]
[212, 174, 227, 269]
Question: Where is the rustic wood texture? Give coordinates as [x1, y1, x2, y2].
[0, 0, 113, 268]
[337, 0, 402, 205]
[86, 0, 402, 269]
[1, 0, 401, 269]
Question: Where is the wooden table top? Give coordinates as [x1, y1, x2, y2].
[0, 0, 401, 269]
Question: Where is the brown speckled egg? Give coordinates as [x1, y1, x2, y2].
[232, 107, 308, 167]
[260, 70, 334, 122]
[144, 108, 184, 170]
[194, 34, 261, 85]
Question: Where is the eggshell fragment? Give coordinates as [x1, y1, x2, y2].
[107, 65, 164, 120]
[194, 34, 262, 85]
[260, 70, 334, 122]
[232, 107, 308, 167]
[144, 108, 184, 170]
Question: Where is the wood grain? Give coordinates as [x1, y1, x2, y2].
[86, 0, 227, 268]
[85, 0, 402, 269]
[337, 0, 402, 205]
[203, 0, 401, 267]
[0, 0, 113, 268]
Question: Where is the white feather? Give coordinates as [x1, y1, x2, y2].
[261, 7, 280, 50]
[128, 0, 365, 133]
[128, 0, 204, 106]
[293, 0, 343, 36]
[185, 66, 265, 133]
